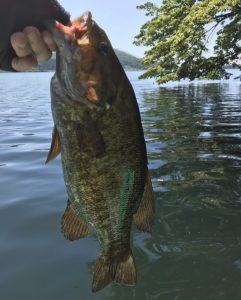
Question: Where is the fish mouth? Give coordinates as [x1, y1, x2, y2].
[45, 12, 101, 110]
[44, 11, 92, 51]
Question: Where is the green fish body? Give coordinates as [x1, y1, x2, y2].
[46, 11, 154, 292]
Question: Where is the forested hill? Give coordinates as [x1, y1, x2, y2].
[38, 49, 142, 71]
[114, 49, 142, 70]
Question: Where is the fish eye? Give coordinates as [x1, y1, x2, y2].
[97, 42, 109, 55]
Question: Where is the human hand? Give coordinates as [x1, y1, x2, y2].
[10, 26, 57, 71]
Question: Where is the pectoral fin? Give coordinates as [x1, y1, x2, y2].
[133, 171, 155, 233]
[45, 126, 61, 163]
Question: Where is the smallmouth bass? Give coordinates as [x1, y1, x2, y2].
[45, 11, 154, 292]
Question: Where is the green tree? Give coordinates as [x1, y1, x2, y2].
[134, 0, 241, 83]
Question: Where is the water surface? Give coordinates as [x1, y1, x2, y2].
[1, 71, 241, 300]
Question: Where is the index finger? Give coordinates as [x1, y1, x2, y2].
[23, 26, 52, 61]
[10, 32, 32, 58]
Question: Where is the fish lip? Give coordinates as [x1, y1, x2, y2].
[43, 19, 75, 48]
[45, 13, 100, 110]
[79, 11, 92, 27]
[44, 11, 92, 46]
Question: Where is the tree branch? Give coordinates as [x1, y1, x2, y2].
[214, 12, 234, 22]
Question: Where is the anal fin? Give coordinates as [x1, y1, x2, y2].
[61, 200, 89, 241]
[133, 171, 155, 233]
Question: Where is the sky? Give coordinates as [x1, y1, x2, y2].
[58, 0, 159, 58]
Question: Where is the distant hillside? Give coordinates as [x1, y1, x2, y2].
[38, 49, 142, 71]
[114, 49, 142, 70]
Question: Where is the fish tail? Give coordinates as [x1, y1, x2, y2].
[92, 250, 136, 292]
[92, 256, 112, 292]
[113, 250, 136, 286]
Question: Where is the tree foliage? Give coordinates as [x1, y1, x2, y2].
[134, 0, 241, 83]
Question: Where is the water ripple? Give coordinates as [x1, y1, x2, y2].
[1, 72, 241, 300]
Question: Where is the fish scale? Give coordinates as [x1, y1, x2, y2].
[45, 11, 155, 292]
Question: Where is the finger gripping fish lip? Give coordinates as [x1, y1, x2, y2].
[54, 22, 87, 43]
[55, 21, 74, 36]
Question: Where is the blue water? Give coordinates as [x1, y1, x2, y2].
[1, 71, 241, 300]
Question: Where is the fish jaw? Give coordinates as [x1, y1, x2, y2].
[44, 13, 100, 108]
[44, 20, 74, 63]
[45, 11, 92, 61]
[47, 11, 120, 109]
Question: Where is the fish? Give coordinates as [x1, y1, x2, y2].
[45, 11, 154, 292]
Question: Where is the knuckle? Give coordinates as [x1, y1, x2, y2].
[36, 50, 52, 62]
[23, 26, 40, 35]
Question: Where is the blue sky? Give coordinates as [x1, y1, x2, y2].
[58, 0, 158, 58]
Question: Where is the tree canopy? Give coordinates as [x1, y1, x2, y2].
[134, 0, 241, 83]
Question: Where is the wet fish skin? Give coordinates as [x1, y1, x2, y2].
[46, 11, 154, 292]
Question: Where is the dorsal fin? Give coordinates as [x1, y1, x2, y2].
[45, 126, 61, 164]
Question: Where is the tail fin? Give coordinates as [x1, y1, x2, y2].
[114, 251, 136, 285]
[92, 250, 136, 292]
[92, 256, 112, 292]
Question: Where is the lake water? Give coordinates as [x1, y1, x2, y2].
[1, 71, 241, 300]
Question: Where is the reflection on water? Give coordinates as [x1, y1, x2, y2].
[134, 81, 241, 300]
[0, 72, 241, 299]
